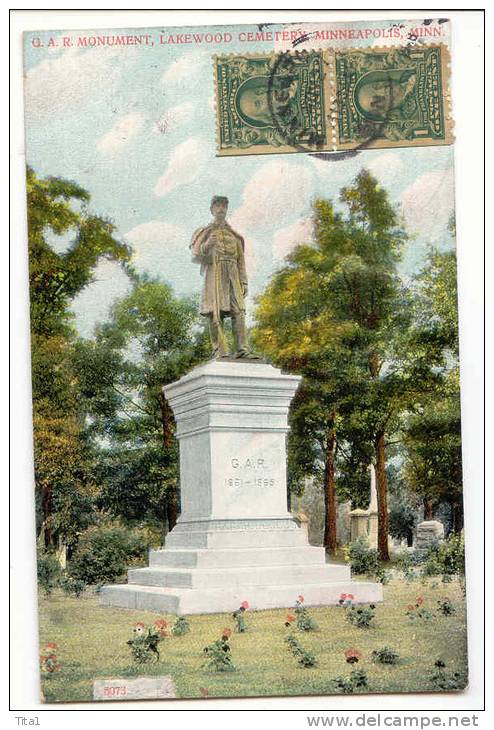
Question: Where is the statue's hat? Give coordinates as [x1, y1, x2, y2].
[211, 195, 229, 208]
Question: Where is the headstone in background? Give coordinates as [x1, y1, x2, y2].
[337, 500, 352, 545]
[350, 508, 369, 542]
[415, 520, 445, 550]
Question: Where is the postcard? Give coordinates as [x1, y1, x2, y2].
[22, 16, 467, 703]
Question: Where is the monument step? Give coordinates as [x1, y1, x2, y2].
[127, 563, 351, 589]
[100, 580, 382, 615]
[165, 528, 307, 550]
[149, 545, 327, 569]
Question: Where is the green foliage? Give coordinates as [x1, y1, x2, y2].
[389, 503, 417, 543]
[37, 552, 62, 595]
[372, 646, 400, 665]
[429, 660, 467, 690]
[232, 602, 249, 632]
[347, 537, 380, 576]
[69, 525, 149, 584]
[437, 597, 456, 615]
[294, 597, 318, 631]
[347, 604, 376, 629]
[72, 277, 207, 532]
[285, 634, 317, 667]
[253, 170, 413, 558]
[171, 616, 190, 636]
[27, 167, 130, 551]
[59, 574, 86, 597]
[203, 632, 235, 672]
[126, 623, 162, 664]
[406, 598, 432, 621]
[423, 533, 465, 577]
[333, 668, 368, 693]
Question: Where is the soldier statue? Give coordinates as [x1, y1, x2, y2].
[190, 195, 258, 359]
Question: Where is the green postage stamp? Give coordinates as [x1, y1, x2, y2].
[214, 45, 452, 155]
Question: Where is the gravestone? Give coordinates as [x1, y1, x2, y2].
[415, 520, 445, 550]
[349, 508, 369, 542]
[336, 500, 352, 545]
[101, 360, 382, 613]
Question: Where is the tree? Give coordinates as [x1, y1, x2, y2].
[27, 167, 130, 548]
[72, 274, 208, 535]
[253, 171, 410, 558]
[402, 247, 463, 530]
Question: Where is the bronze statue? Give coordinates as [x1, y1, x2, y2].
[190, 196, 257, 359]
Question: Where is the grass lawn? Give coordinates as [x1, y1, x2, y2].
[38, 575, 468, 703]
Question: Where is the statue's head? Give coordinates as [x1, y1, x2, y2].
[211, 195, 229, 222]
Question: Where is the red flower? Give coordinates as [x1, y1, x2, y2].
[416, 597, 424, 606]
[339, 593, 347, 600]
[298, 595, 305, 603]
[241, 601, 249, 610]
[344, 648, 363, 664]
[407, 604, 415, 611]
[221, 627, 232, 638]
[286, 614, 295, 623]
[154, 618, 168, 636]
[347, 594, 354, 601]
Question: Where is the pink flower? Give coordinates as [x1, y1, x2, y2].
[221, 627, 232, 639]
[241, 601, 249, 610]
[416, 596, 424, 606]
[298, 595, 305, 603]
[339, 593, 347, 600]
[347, 594, 354, 601]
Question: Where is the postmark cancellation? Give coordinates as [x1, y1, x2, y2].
[214, 45, 452, 156]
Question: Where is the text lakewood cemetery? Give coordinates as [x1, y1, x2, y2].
[29, 24, 444, 50]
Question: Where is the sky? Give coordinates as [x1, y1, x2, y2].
[23, 18, 455, 338]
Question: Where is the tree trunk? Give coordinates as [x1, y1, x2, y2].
[323, 428, 337, 555]
[423, 498, 434, 521]
[166, 492, 178, 532]
[375, 431, 390, 561]
[42, 485, 54, 549]
[452, 501, 464, 533]
[159, 392, 179, 531]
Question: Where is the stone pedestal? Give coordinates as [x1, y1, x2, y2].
[101, 360, 382, 614]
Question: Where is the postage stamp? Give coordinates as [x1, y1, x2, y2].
[214, 45, 452, 156]
[333, 45, 453, 150]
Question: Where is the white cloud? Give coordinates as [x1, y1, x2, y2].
[96, 113, 145, 153]
[154, 137, 208, 197]
[153, 101, 195, 135]
[25, 47, 119, 120]
[124, 220, 198, 294]
[161, 50, 207, 87]
[125, 221, 187, 268]
[366, 151, 404, 186]
[401, 167, 455, 242]
[230, 161, 314, 232]
[273, 218, 314, 260]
